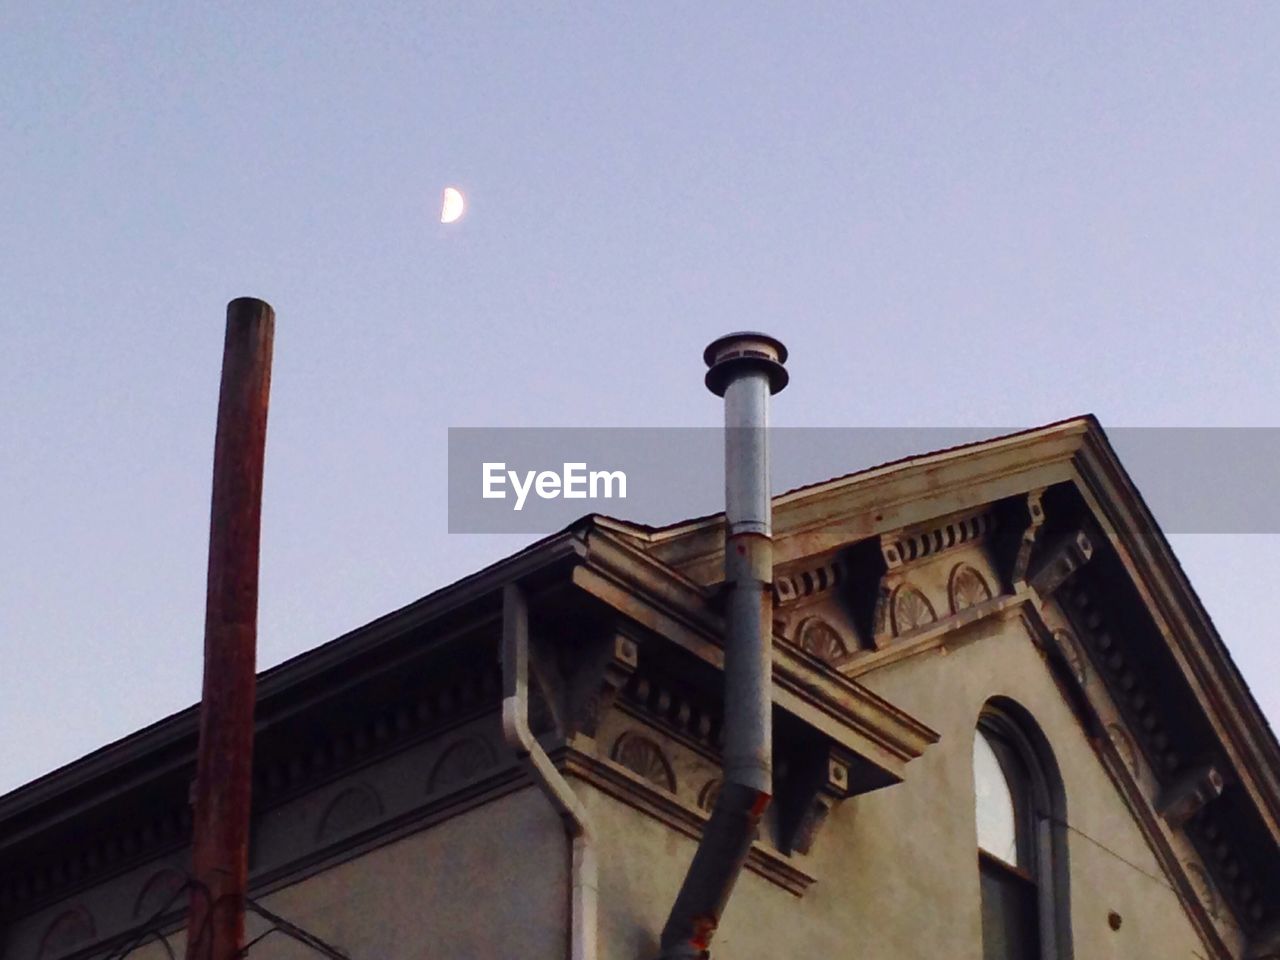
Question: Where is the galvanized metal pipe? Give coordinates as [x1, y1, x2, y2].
[186, 298, 274, 960]
[659, 333, 787, 960]
[502, 582, 598, 960]
[721, 369, 774, 795]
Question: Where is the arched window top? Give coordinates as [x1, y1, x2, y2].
[974, 700, 1072, 960]
[974, 727, 1021, 867]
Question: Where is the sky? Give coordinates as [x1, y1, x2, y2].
[2, 3, 1278, 794]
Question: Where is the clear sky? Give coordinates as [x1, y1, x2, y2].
[2, 4, 1277, 794]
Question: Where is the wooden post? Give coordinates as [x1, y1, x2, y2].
[186, 298, 274, 960]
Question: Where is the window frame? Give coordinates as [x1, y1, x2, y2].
[976, 699, 1074, 960]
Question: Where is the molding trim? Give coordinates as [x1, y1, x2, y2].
[1023, 600, 1245, 960]
[561, 750, 816, 897]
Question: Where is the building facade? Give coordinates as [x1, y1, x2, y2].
[2, 418, 1278, 959]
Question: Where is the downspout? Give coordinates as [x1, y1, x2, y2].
[502, 581, 597, 960]
[659, 333, 789, 959]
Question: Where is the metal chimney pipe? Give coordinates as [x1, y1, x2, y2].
[658, 333, 788, 960]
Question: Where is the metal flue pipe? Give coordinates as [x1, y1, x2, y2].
[659, 333, 788, 960]
[186, 298, 274, 960]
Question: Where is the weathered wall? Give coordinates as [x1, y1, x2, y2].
[7, 545, 1231, 960]
[6, 786, 566, 960]
[591, 611, 1213, 959]
[244, 784, 567, 960]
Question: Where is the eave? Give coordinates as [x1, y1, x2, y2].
[0, 529, 587, 842]
[1070, 427, 1280, 846]
[572, 526, 939, 781]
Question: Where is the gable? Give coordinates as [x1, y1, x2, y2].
[3, 417, 1276, 960]
[605, 416, 1280, 954]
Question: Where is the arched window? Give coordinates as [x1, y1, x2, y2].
[974, 701, 1072, 960]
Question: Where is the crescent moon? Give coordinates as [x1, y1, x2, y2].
[440, 187, 465, 224]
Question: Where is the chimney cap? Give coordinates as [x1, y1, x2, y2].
[703, 332, 789, 396]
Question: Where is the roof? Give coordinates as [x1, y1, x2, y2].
[4, 416, 1276, 807]
[3, 417, 1278, 948]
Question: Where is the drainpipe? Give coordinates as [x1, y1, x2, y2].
[502, 581, 597, 960]
[658, 333, 789, 959]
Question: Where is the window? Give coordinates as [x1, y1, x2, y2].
[974, 701, 1072, 960]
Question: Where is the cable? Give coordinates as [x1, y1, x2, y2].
[1039, 811, 1244, 934]
[93, 876, 353, 960]
[243, 899, 353, 960]
[1042, 813, 1172, 889]
[99, 880, 202, 960]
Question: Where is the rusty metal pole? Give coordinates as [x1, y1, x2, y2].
[186, 298, 274, 960]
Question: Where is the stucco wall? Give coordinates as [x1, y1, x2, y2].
[246, 784, 567, 960]
[15, 786, 566, 960]
[591, 611, 1213, 959]
[8, 605, 1224, 960]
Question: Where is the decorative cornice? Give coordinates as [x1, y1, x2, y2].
[0, 532, 587, 856]
[646, 421, 1088, 579]
[2, 658, 504, 919]
[560, 750, 815, 897]
[7, 731, 531, 959]
[845, 592, 1026, 678]
[617, 674, 721, 761]
[774, 557, 844, 606]
[1070, 428, 1280, 842]
[1058, 572, 1272, 938]
[610, 732, 676, 793]
[881, 509, 993, 569]
[1022, 597, 1247, 959]
[574, 528, 938, 781]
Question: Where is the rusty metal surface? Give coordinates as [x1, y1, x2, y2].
[185, 298, 274, 960]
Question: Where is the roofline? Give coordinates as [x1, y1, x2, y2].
[7, 413, 1276, 848]
[0, 525, 588, 821]
[607, 413, 1280, 832]
[608, 416, 1099, 542]
[1072, 423, 1280, 832]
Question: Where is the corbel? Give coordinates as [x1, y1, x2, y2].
[993, 488, 1046, 591]
[866, 531, 913, 646]
[776, 744, 855, 856]
[1029, 529, 1094, 597]
[561, 627, 640, 744]
[527, 631, 567, 736]
[839, 537, 891, 650]
[773, 556, 847, 641]
[1156, 764, 1224, 829]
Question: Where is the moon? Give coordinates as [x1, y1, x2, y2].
[440, 187, 465, 224]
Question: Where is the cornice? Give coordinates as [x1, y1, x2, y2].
[1021, 599, 1244, 959]
[1069, 432, 1280, 844]
[562, 749, 816, 897]
[0, 531, 587, 832]
[1, 657, 506, 920]
[652, 422, 1089, 581]
[575, 528, 938, 777]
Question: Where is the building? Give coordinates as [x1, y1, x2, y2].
[2, 416, 1278, 959]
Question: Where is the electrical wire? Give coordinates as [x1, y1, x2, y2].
[1040, 812, 1245, 934]
[241, 900, 353, 960]
[91, 876, 353, 960]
